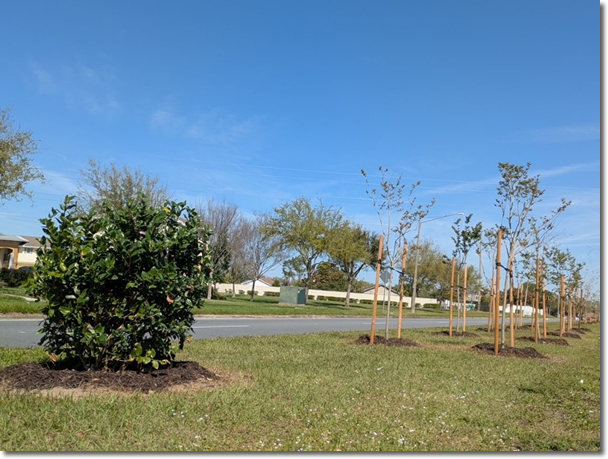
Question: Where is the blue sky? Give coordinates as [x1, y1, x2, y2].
[1, 0, 600, 294]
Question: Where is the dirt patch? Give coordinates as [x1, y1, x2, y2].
[516, 336, 570, 346]
[547, 331, 582, 339]
[471, 343, 547, 359]
[355, 335, 421, 347]
[0, 361, 224, 396]
[433, 331, 480, 338]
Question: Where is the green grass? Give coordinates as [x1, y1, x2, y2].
[0, 288, 44, 314]
[0, 287, 490, 318]
[0, 289, 600, 451]
[0, 324, 600, 451]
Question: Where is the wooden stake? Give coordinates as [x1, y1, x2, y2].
[397, 243, 407, 339]
[494, 229, 502, 355]
[370, 234, 384, 345]
[449, 257, 456, 337]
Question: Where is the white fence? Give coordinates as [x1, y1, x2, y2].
[214, 283, 439, 307]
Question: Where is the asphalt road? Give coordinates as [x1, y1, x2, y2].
[0, 316, 500, 348]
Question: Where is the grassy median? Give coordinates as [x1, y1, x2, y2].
[0, 323, 600, 451]
[0, 287, 489, 318]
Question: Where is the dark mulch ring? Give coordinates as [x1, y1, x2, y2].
[525, 325, 591, 335]
[516, 336, 570, 346]
[433, 331, 480, 338]
[355, 332, 547, 359]
[0, 360, 220, 394]
[355, 335, 421, 347]
[471, 343, 547, 359]
[547, 329, 588, 339]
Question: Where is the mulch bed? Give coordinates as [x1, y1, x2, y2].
[433, 331, 480, 338]
[0, 360, 219, 393]
[548, 331, 582, 339]
[355, 335, 420, 347]
[471, 343, 547, 359]
[516, 336, 570, 346]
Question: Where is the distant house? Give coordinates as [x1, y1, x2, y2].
[501, 305, 536, 317]
[0, 235, 41, 269]
[362, 285, 400, 297]
[241, 277, 274, 287]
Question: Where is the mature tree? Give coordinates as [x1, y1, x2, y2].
[28, 195, 211, 371]
[77, 158, 170, 212]
[310, 261, 349, 292]
[494, 162, 570, 346]
[224, 217, 248, 297]
[240, 213, 287, 301]
[196, 199, 240, 299]
[362, 166, 434, 336]
[282, 256, 307, 286]
[404, 239, 454, 301]
[451, 214, 482, 331]
[263, 197, 343, 303]
[0, 107, 44, 203]
[328, 223, 379, 307]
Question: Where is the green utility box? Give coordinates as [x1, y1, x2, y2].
[279, 286, 307, 305]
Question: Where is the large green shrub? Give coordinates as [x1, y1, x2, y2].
[27, 196, 211, 371]
[0, 268, 32, 288]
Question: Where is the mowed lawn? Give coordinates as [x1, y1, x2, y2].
[0, 323, 600, 451]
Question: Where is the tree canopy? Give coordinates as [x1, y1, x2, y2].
[0, 107, 44, 203]
[263, 197, 344, 301]
[77, 158, 170, 212]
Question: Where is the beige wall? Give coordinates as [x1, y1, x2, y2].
[214, 283, 438, 307]
[16, 246, 37, 267]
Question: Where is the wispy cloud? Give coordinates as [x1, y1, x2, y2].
[30, 62, 120, 117]
[31, 63, 56, 94]
[186, 112, 261, 145]
[149, 109, 186, 134]
[508, 124, 600, 144]
[534, 162, 600, 179]
[427, 161, 599, 198]
[149, 107, 262, 147]
[27, 169, 80, 199]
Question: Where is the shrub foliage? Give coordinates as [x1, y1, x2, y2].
[0, 268, 32, 288]
[27, 195, 211, 371]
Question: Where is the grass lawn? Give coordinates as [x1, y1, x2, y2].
[0, 323, 600, 451]
[0, 287, 490, 319]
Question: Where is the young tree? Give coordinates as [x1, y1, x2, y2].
[565, 253, 584, 330]
[28, 195, 211, 371]
[77, 158, 170, 212]
[362, 166, 434, 337]
[328, 223, 379, 308]
[494, 162, 570, 346]
[451, 214, 482, 332]
[0, 107, 44, 203]
[262, 197, 344, 303]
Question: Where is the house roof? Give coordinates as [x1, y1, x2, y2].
[242, 277, 274, 286]
[19, 236, 42, 247]
[0, 234, 44, 247]
[0, 234, 29, 245]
